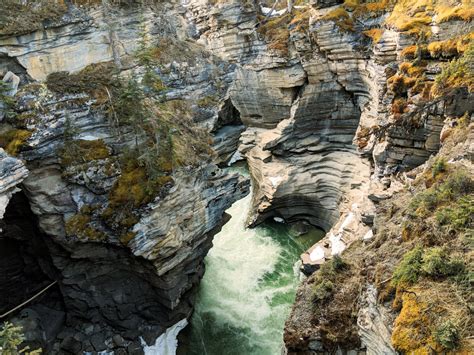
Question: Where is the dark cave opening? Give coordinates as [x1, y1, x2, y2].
[215, 98, 243, 129]
[0, 190, 65, 350]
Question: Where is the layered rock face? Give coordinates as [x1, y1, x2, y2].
[184, 0, 474, 353]
[1, 0, 473, 354]
[0, 1, 249, 353]
[186, 0, 372, 236]
[0, 149, 28, 219]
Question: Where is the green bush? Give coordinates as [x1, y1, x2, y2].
[433, 42, 474, 96]
[421, 248, 465, 277]
[409, 170, 474, 217]
[433, 320, 460, 350]
[331, 255, 348, 272]
[0, 81, 16, 120]
[313, 280, 334, 301]
[392, 246, 466, 286]
[0, 321, 41, 354]
[431, 158, 447, 177]
[436, 196, 474, 230]
[392, 246, 423, 286]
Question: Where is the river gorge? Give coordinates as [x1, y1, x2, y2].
[179, 165, 324, 355]
[0, 0, 473, 354]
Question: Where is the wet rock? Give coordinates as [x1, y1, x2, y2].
[90, 333, 107, 351]
[112, 334, 125, 347]
[289, 221, 312, 236]
[60, 335, 82, 354]
[127, 341, 145, 355]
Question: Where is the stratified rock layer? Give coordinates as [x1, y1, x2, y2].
[1, 2, 249, 353]
[184, 0, 474, 353]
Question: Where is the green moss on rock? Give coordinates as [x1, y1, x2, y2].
[65, 212, 106, 241]
[60, 139, 111, 166]
[0, 0, 68, 36]
[0, 128, 32, 156]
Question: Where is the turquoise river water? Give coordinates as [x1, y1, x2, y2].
[178, 166, 324, 355]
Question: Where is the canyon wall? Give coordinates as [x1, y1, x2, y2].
[0, 1, 249, 353]
[184, 0, 473, 353]
[1, 0, 473, 353]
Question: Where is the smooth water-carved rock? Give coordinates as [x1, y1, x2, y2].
[0, 149, 28, 219]
[357, 285, 396, 355]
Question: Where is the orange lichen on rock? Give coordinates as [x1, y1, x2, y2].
[391, 293, 439, 354]
[322, 7, 355, 32]
[363, 28, 384, 43]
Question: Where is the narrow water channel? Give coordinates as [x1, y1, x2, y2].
[178, 165, 325, 355]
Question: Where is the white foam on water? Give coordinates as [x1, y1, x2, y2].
[142, 319, 188, 355]
[185, 164, 325, 355]
[192, 190, 290, 353]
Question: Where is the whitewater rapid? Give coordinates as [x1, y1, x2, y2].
[178, 165, 324, 355]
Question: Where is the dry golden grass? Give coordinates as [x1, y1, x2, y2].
[322, 7, 355, 32]
[363, 28, 384, 43]
[386, 0, 474, 38]
[351, 0, 394, 18]
[427, 32, 474, 58]
[290, 7, 312, 33]
[257, 14, 291, 55]
[323, 7, 350, 21]
[401, 45, 417, 58]
[436, 1, 474, 23]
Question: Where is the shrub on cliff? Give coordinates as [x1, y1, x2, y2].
[409, 169, 474, 222]
[434, 320, 460, 350]
[431, 157, 446, 177]
[420, 248, 465, 277]
[312, 255, 349, 301]
[432, 42, 474, 97]
[0, 81, 16, 120]
[312, 280, 334, 301]
[392, 246, 466, 287]
[435, 196, 474, 231]
[0, 0, 67, 36]
[391, 246, 423, 286]
[331, 255, 347, 272]
[0, 322, 41, 354]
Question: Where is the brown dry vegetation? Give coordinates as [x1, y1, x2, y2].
[373, 120, 473, 353]
[0, 0, 68, 36]
[257, 14, 291, 55]
[363, 28, 384, 43]
[428, 32, 474, 58]
[46, 62, 119, 106]
[47, 48, 213, 244]
[285, 249, 365, 352]
[0, 127, 32, 156]
[0, 0, 160, 36]
[386, 0, 474, 38]
[432, 42, 474, 96]
[60, 139, 111, 166]
[322, 7, 355, 32]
